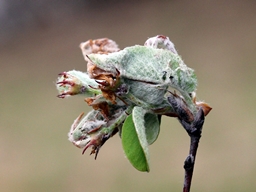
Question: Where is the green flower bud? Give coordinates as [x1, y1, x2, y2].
[56, 70, 101, 98]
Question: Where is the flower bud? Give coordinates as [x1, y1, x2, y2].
[56, 70, 101, 98]
[68, 104, 129, 159]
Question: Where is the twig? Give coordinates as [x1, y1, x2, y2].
[179, 108, 205, 192]
[167, 95, 205, 192]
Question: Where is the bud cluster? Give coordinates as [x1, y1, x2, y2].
[56, 35, 211, 161]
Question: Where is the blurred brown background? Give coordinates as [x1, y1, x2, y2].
[1, 0, 256, 191]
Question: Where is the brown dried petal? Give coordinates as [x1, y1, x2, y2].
[80, 38, 119, 56]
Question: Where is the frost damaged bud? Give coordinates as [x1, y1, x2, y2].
[68, 111, 108, 159]
[80, 38, 119, 56]
[68, 104, 129, 159]
[144, 35, 178, 54]
[56, 70, 101, 98]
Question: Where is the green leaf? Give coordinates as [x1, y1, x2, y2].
[121, 107, 161, 172]
[132, 107, 160, 145]
[144, 113, 160, 145]
[122, 112, 150, 172]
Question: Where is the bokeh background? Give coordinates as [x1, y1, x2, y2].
[1, 1, 256, 191]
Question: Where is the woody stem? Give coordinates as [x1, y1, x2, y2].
[167, 94, 205, 192]
[179, 108, 205, 192]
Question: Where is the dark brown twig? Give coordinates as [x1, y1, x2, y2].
[167, 95, 205, 192]
[179, 108, 204, 192]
